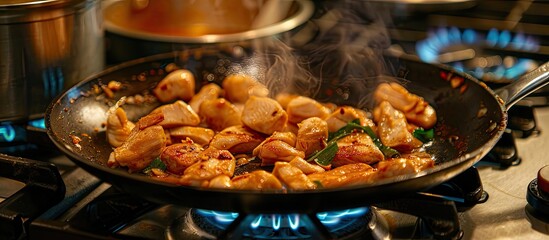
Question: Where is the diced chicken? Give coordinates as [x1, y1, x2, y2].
[307, 163, 377, 188]
[275, 92, 299, 109]
[253, 137, 305, 166]
[209, 125, 265, 154]
[296, 117, 328, 157]
[199, 98, 242, 132]
[179, 147, 236, 187]
[149, 100, 201, 128]
[189, 83, 222, 113]
[286, 96, 331, 124]
[231, 170, 283, 190]
[288, 157, 325, 174]
[169, 126, 215, 146]
[208, 175, 233, 189]
[106, 107, 135, 147]
[374, 101, 423, 152]
[325, 106, 375, 132]
[241, 96, 288, 135]
[159, 139, 204, 175]
[374, 82, 436, 129]
[113, 125, 166, 172]
[153, 69, 195, 103]
[222, 74, 269, 103]
[375, 154, 435, 180]
[332, 132, 384, 167]
[272, 162, 317, 190]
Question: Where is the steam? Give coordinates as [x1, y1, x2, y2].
[250, 0, 395, 110]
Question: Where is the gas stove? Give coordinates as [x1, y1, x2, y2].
[2, 0, 549, 239]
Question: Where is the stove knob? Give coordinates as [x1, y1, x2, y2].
[526, 165, 549, 215]
[538, 165, 549, 195]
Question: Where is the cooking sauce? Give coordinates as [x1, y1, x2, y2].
[104, 0, 262, 36]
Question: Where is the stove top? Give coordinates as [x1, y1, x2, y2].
[2, 0, 549, 239]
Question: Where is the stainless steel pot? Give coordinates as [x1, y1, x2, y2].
[102, 0, 314, 64]
[0, 0, 104, 122]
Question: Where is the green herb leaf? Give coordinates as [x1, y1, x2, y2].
[413, 128, 435, 143]
[142, 157, 167, 174]
[329, 120, 400, 159]
[307, 141, 339, 166]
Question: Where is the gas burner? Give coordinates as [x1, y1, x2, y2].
[169, 207, 382, 239]
[415, 27, 540, 82]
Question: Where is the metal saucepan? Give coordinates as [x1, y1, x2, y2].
[45, 48, 549, 214]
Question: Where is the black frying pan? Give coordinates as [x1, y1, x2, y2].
[45, 48, 549, 214]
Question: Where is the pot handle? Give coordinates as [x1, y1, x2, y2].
[495, 61, 549, 110]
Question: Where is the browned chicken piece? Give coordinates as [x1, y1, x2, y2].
[222, 74, 269, 103]
[199, 98, 242, 132]
[148, 100, 201, 128]
[332, 132, 384, 167]
[106, 107, 135, 147]
[169, 126, 215, 146]
[374, 82, 437, 129]
[231, 170, 283, 190]
[374, 101, 423, 152]
[288, 156, 325, 174]
[241, 96, 288, 135]
[159, 139, 204, 175]
[113, 125, 166, 172]
[153, 69, 195, 103]
[209, 125, 265, 154]
[286, 96, 331, 124]
[296, 117, 328, 157]
[274, 92, 299, 109]
[189, 83, 222, 113]
[307, 163, 377, 188]
[272, 162, 317, 190]
[253, 132, 305, 166]
[375, 154, 435, 179]
[208, 175, 233, 189]
[325, 106, 375, 132]
[179, 147, 236, 187]
[283, 122, 299, 135]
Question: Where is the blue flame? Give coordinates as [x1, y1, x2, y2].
[0, 124, 16, 142]
[28, 118, 46, 129]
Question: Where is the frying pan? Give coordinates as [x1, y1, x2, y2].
[45, 48, 549, 214]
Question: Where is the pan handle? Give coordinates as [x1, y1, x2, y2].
[495, 61, 549, 110]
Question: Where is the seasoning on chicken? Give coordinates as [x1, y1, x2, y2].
[375, 154, 435, 180]
[153, 69, 195, 103]
[106, 107, 135, 147]
[112, 125, 166, 172]
[286, 96, 331, 124]
[253, 132, 305, 166]
[222, 74, 269, 103]
[325, 106, 375, 133]
[374, 101, 423, 152]
[295, 117, 328, 158]
[241, 96, 288, 135]
[288, 156, 325, 174]
[189, 83, 222, 113]
[273, 162, 317, 190]
[374, 82, 436, 129]
[199, 98, 242, 132]
[209, 125, 265, 154]
[307, 163, 377, 188]
[332, 132, 384, 167]
[149, 100, 201, 128]
[169, 126, 214, 146]
[179, 147, 236, 187]
[231, 170, 283, 190]
[159, 139, 204, 175]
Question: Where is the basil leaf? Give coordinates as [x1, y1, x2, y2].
[413, 128, 434, 143]
[143, 157, 167, 174]
[330, 120, 400, 159]
[307, 141, 339, 166]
